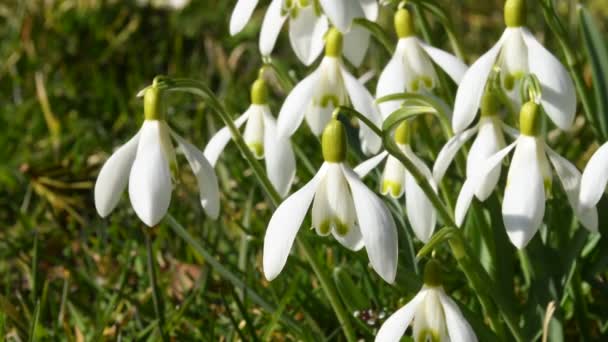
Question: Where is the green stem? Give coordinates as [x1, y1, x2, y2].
[144, 229, 167, 341]
[156, 77, 357, 342]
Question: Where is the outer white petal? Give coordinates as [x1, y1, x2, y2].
[342, 67, 383, 154]
[455, 141, 517, 226]
[277, 70, 319, 138]
[354, 151, 389, 178]
[318, 0, 355, 32]
[438, 290, 478, 342]
[128, 121, 173, 227]
[376, 52, 407, 119]
[203, 112, 250, 166]
[580, 143, 608, 208]
[359, 0, 378, 20]
[289, 6, 328, 66]
[452, 30, 509, 133]
[259, 0, 287, 56]
[343, 25, 370, 67]
[403, 146, 437, 242]
[502, 137, 545, 249]
[263, 111, 296, 197]
[467, 118, 506, 200]
[374, 289, 428, 342]
[171, 131, 220, 219]
[342, 165, 398, 283]
[546, 146, 598, 232]
[95, 131, 141, 217]
[229, 0, 259, 35]
[521, 28, 576, 131]
[417, 39, 468, 84]
[432, 125, 478, 183]
[263, 164, 328, 280]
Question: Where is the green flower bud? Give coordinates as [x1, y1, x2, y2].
[480, 90, 501, 117]
[322, 118, 348, 162]
[251, 79, 269, 105]
[519, 101, 541, 136]
[394, 121, 410, 145]
[144, 85, 164, 121]
[394, 8, 415, 38]
[504, 0, 526, 28]
[423, 259, 442, 287]
[325, 28, 343, 58]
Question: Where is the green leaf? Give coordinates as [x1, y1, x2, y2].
[416, 226, 459, 260]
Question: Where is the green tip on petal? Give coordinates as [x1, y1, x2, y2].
[504, 0, 526, 27]
[251, 79, 269, 105]
[481, 89, 501, 117]
[382, 180, 402, 198]
[519, 101, 541, 136]
[394, 8, 416, 38]
[423, 259, 442, 287]
[394, 121, 410, 145]
[144, 85, 164, 121]
[247, 142, 265, 159]
[322, 118, 348, 162]
[325, 28, 343, 58]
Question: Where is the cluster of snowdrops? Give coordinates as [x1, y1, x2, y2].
[93, 0, 605, 340]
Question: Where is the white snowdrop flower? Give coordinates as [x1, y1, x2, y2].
[354, 122, 438, 243]
[455, 101, 597, 249]
[263, 118, 398, 283]
[377, 8, 468, 118]
[230, 0, 377, 66]
[375, 261, 477, 342]
[204, 78, 296, 197]
[277, 28, 383, 155]
[452, 0, 576, 133]
[94, 86, 220, 226]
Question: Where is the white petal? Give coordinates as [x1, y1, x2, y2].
[342, 66, 383, 154]
[312, 163, 356, 236]
[432, 125, 478, 183]
[438, 290, 478, 342]
[521, 28, 576, 131]
[359, 0, 378, 20]
[259, 0, 287, 56]
[452, 30, 509, 133]
[580, 143, 608, 208]
[289, 6, 328, 66]
[318, 0, 355, 32]
[242, 106, 265, 158]
[354, 151, 389, 178]
[94, 131, 141, 217]
[342, 165, 398, 283]
[381, 155, 406, 198]
[403, 147, 437, 242]
[401, 38, 438, 91]
[128, 121, 173, 227]
[263, 111, 296, 197]
[343, 24, 370, 67]
[467, 117, 506, 200]
[229, 0, 259, 35]
[263, 164, 327, 280]
[418, 39, 468, 84]
[546, 146, 598, 232]
[171, 131, 220, 219]
[305, 103, 333, 136]
[277, 70, 319, 138]
[332, 224, 364, 251]
[203, 111, 250, 166]
[455, 141, 517, 226]
[376, 52, 407, 119]
[374, 289, 428, 342]
[502, 137, 545, 249]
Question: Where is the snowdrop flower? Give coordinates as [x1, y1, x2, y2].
[579, 143, 608, 212]
[452, 0, 575, 133]
[377, 8, 468, 118]
[263, 118, 398, 283]
[455, 101, 597, 248]
[376, 260, 477, 342]
[434, 91, 516, 202]
[229, 0, 377, 66]
[204, 78, 296, 197]
[94, 85, 220, 227]
[277, 28, 383, 154]
[355, 122, 438, 242]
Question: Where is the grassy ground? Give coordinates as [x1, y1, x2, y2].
[1, 0, 607, 340]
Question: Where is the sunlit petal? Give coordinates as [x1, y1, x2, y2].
[203, 111, 250, 166]
[259, 0, 287, 56]
[229, 0, 259, 35]
[374, 289, 428, 342]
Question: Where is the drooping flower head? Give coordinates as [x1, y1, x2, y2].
[94, 80, 220, 226]
[204, 75, 296, 197]
[277, 28, 383, 154]
[452, 0, 576, 133]
[263, 117, 398, 283]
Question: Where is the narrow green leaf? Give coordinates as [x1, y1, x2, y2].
[416, 227, 459, 259]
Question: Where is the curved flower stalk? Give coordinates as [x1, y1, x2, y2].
[94, 84, 220, 227]
[204, 77, 296, 197]
[264, 118, 398, 283]
[229, 0, 377, 66]
[277, 28, 383, 154]
[580, 142, 608, 212]
[376, 261, 477, 342]
[434, 91, 518, 201]
[452, 0, 576, 133]
[455, 101, 597, 249]
[355, 121, 438, 243]
[377, 7, 468, 118]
